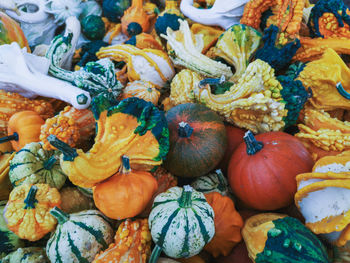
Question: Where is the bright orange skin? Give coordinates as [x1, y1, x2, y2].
[228, 132, 314, 211]
[93, 165, 158, 220]
[0, 12, 29, 50]
[7, 111, 44, 151]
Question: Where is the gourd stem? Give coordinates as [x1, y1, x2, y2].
[336, 82, 350, 99]
[43, 155, 57, 170]
[149, 245, 162, 263]
[120, 155, 131, 174]
[244, 131, 264, 155]
[199, 75, 225, 88]
[47, 135, 78, 161]
[50, 206, 70, 225]
[179, 185, 193, 208]
[178, 122, 193, 138]
[215, 169, 227, 192]
[0, 132, 18, 143]
[24, 185, 38, 209]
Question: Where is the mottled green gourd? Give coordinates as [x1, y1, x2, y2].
[155, 0, 184, 36]
[9, 142, 66, 189]
[1, 247, 49, 263]
[0, 201, 24, 258]
[81, 15, 106, 40]
[148, 186, 215, 263]
[102, 0, 131, 22]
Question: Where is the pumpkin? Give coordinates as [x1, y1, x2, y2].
[155, 0, 184, 36]
[164, 103, 227, 178]
[40, 106, 95, 151]
[0, 152, 15, 200]
[242, 213, 330, 263]
[93, 218, 152, 262]
[213, 242, 252, 263]
[0, 200, 24, 258]
[93, 155, 158, 220]
[48, 96, 169, 188]
[0, 12, 29, 50]
[81, 15, 106, 40]
[9, 142, 67, 189]
[4, 184, 61, 241]
[0, 111, 44, 152]
[47, 207, 114, 262]
[191, 169, 230, 196]
[218, 125, 245, 173]
[121, 0, 151, 37]
[0, 90, 54, 134]
[120, 80, 160, 105]
[149, 185, 215, 262]
[102, 0, 131, 22]
[60, 187, 94, 214]
[204, 192, 244, 257]
[228, 131, 314, 210]
[1, 247, 49, 263]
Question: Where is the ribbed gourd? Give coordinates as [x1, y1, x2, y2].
[46, 207, 114, 263]
[191, 169, 230, 196]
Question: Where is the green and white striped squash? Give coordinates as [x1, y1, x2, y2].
[191, 169, 229, 196]
[0, 200, 24, 258]
[149, 185, 215, 262]
[9, 142, 67, 189]
[46, 207, 114, 263]
[1, 247, 49, 263]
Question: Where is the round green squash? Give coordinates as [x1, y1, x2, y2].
[1, 247, 49, 263]
[81, 15, 106, 40]
[149, 185, 215, 262]
[0, 200, 24, 258]
[9, 142, 67, 189]
[164, 103, 227, 178]
[191, 169, 229, 196]
[46, 207, 114, 263]
[102, 0, 131, 22]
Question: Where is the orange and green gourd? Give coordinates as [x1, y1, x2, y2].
[121, 0, 151, 36]
[155, 0, 184, 36]
[0, 12, 29, 50]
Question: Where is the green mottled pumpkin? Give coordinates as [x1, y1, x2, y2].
[102, 0, 131, 22]
[164, 103, 227, 178]
[1, 247, 49, 263]
[9, 142, 66, 189]
[0, 200, 24, 258]
[81, 15, 106, 40]
[149, 186, 215, 262]
[46, 207, 114, 263]
[191, 169, 229, 196]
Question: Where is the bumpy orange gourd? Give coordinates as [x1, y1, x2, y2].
[121, 0, 151, 37]
[93, 156, 158, 220]
[5, 111, 44, 151]
[4, 184, 61, 241]
[93, 218, 152, 263]
[204, 192, 244, 258]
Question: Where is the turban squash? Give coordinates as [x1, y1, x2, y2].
[48, 96, 169, 188]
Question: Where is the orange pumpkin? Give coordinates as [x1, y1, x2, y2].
[0, 12, 29, 50]
[121, 0, 151, 37]
[0, 111, 44, 151]
[204, 192, 244, 257]
[93, 155, 158, 220]
[120, 80, 160, 105]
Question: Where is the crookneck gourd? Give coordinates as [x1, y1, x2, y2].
[9, 142, 66, 189]
[93, 218, 152, 263]
[242, 213, 330, 262]
[48, 96, 169, 188]
[97, 44, 175, 88]
[4, 184, 61, 241]
[46, 33, 123, 101]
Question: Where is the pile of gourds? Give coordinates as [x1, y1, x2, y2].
[2, 0, 350, 262]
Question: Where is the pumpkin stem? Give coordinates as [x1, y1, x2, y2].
[0, 132, 18, 144]
[50, 206, 70, 225]
[336, 82, 350, 99]
[199, 75, 226, 88]
[47, 135, 78, 161]
[178, 122, 193, 138]
[244, 131, 263, 155]
[215, 169, 227, 193]
[43, 155, 57, 170]
[24, 185, 38, 209]
[149, 244, 162, 263]
[120, 155, 131, 174]
[179, 185, 193, 208]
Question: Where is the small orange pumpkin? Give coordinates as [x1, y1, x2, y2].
[121, 0, 151, 37]
[120, 80, 161, 105]
[0, 111, 44, 151]
[204, 192, 244, 257]
[93, 155, 158, 220]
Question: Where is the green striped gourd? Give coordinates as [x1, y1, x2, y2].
[0, 200, 24, 258]
[191, 169, 229, 196]
[1, 247, 49, 263]
[46, 207, 114, 263]
[9, 142, 66, 189]
[148, 185, 215, 262]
